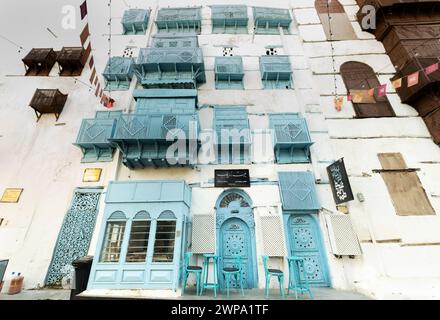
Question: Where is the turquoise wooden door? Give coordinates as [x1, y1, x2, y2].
[220, 218, 253, 288]
[287, 215, 330, 287]
[216, 191, 257, 289]
[45, 189, 101, 286]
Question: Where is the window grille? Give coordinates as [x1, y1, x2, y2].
[153, 221, 177, 263]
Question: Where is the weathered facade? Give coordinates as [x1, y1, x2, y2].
[0, 0, 439, 299]
[357, 0, 440, 144]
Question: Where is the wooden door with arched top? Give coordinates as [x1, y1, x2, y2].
[216, 190, 258, 289]
[315, 0, 357, 40]
[341, 61, 396, 118]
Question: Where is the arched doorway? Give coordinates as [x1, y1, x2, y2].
[216, 190, 257, 289]
[340, 61, 395, 118]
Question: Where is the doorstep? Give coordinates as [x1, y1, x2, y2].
[77, 289, 182, 300]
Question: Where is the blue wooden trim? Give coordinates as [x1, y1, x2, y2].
[282, 212, 331, 287]
[215, 189, 258, 289]
[88, 181, 190, 290]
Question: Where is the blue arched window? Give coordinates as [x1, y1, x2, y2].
[153, 211, 177, 263]
[126, 211, 151, 263]
[100, 211, 127, 263]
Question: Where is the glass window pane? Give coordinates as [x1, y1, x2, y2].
[126, 220, 151, 263]
[100, 221, 126, 263]
[153, 221, 177, 263]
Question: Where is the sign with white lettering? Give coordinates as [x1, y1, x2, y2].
[327, 159, 354, 205]
[215, 170, 250, 188]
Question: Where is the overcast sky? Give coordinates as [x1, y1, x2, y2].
[0, 0, 153, 75]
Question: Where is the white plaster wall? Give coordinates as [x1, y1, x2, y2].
[0, 0, 439, 298]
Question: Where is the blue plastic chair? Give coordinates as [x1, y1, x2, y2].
[221, 256, 244, 298]
[181, 252, 203, 296]
[287, 256, 313, 299]
[262, 255, 284, 298]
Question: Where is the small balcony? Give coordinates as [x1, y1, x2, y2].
[269, 113, 313, 164]
[260, 55, 293, 89]
[74, 113, 119, 163]
[22, 48, 56, 76]
[253, 7, 292, 34]
[102, 56, 135, 91]
[109, 113, 199, 169]
[28, 89, 68, 122]
[56, 47, 86, 76]
[211, 5, 248, 33]
[156, 7, 202, 33]
[215, 56, 244, 89]
[135, 46, 205, 88]
[122, 9, 150, 35]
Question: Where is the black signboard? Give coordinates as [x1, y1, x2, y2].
[215, 170, 250, 188]
[327, 158, 354, 205]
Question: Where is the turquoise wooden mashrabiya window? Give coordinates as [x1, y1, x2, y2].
[102, 56, 135, 91]
[260, 55, 293, 89]
[215, 56, 244, 90]
[135, 33, 205, 89]
[122, 9, 150, 35]
[253, 7, 292, 34]
[211, 5, 248, 34]
[269, 113, 313, 163]
[156, 7, 202, 34]
[74, 111, 121, 163]
[213, 106, 251, 164]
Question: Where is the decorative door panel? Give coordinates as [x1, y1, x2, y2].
[288, 215, 329, 286]
[220, 218, 251, 289]
[46, 189, 101, 286]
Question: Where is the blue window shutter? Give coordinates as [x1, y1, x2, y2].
[278, 171, 321, 211]
[211, 5, 248, 34]
[260, 55, 293, 89]
[215, 56, 244, 89]
[156, 8, 202, 33]
[109, 92, 199, 169]
[269, 113, 313, 163]
[253, 7, 292, 34]
[135, 34, 205, 88]
[102, 57, 134, 91]
[122, 9, 150, 35]
[74, 114, 118, 163]
[213, 106, 250, 164]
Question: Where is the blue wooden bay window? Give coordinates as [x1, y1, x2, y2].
[122, 9, 150, 35]
[133, 89, 198, 114]
[213, 106, 251, 164]
[260, 55, 293, 89]
[215, 56, 244, 89]
[211, 5, 248, 34]
[87, 180, 191, 290]
[253, 7, 292, 34]
[134, 34, 205, 89]
[103, 57, 134, 91]
[108, 90, 199, 169]
[74, 111, 121, 163]
[269, 113, 313, 163]
[156, 7, 202, 33]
